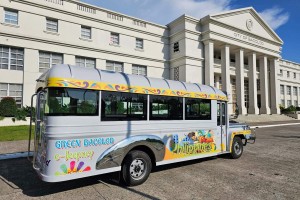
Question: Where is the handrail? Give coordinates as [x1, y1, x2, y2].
[27, 93, 37, 162]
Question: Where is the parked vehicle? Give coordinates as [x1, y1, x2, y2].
[29, 64, 255, 186]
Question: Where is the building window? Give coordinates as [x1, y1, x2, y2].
[46, 18, 58, 32]
[75, 56, 96, 68]
[4, 9, 18, 25]
[0, 83, 23, 107]
[287, 100, 291, 107]
[39, 51, 63, 73]
[280, 85, 284, 95]
[81, 26, 91, 39]
[106, 61, 123, 72]
[279, 69, 283, 76]
[294, 72, 297, 79]
[110, 33, 119, 45]
[287, 71, 290, 78]
[257, 79, 260, 91]
[244, 80, 249, 108]
[294, 100, 298, 107]
[293, 87, 297, 96]
[0, 45, 24, 71]
[281, 99, 285, 107]
[287, 86, 291, 95]
[132, 65, 147, 76]
[173, 42, 179, 53]
[174, 67, 179, 81]
[136, 38, 144, 49]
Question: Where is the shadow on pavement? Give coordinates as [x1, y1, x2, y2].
[0, 155, 219, 197]
[0, 157, 110, 197]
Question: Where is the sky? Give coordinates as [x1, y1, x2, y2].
[81, 0, 300, 63]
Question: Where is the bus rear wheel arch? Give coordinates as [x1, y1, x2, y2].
[121, 150, 152, 186]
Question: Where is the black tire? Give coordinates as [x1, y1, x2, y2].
[230, 137, 243, 159]
[121, 150, 152, 186]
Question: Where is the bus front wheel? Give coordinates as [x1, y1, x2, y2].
[230, 136, 243, 159]
[121, 150, 152, 186]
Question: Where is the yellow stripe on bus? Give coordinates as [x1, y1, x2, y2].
[47, 77, 228, 101]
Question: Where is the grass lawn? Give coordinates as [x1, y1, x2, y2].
[0, 125, 34, 141]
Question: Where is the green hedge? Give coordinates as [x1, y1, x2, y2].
[0, 97, 17, 117]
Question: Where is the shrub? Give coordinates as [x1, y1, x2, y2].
[281, 105, 297, 114]
[12, 106, 36, 122]
[0, 97, 17, 117]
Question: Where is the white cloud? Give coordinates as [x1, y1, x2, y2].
[84, 0, 289, 29]
[100, 0, 232, 24]
[259, 7, 289, 30]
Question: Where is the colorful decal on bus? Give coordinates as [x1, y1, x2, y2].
[47, 77, 228, 101]
[164, 130, 219, 160]
[55, 161, 91, 176]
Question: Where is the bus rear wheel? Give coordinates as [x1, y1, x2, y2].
[230, 136, 243, 159]
[121, 150, 152, 186]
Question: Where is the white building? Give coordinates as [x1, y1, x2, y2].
[0, 0, 299, 115]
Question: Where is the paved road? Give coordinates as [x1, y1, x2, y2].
[0, 125, 299, 200]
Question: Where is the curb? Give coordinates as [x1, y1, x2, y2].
[250, 122, 300, 129]
[0, 151, 33, 161]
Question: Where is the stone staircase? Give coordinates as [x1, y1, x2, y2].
[232, 114, 296, 123]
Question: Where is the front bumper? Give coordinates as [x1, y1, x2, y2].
[244, 130, 256, 144]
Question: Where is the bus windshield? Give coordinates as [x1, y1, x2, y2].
[45, 87, 99, 116]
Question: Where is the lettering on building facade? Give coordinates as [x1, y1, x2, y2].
[233, 32, 264, 46]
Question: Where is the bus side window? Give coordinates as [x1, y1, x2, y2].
[185, 98, 211, 120]
[46, 88, 99, 116]
[150, 95, 183, 120]
[101, 91, 147, 121]
[222, 103, 226, 126]
[217, 103, 221, 126]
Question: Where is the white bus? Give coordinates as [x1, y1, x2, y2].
[30, 64, 255, 186]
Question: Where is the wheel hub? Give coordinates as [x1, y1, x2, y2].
[129, 159, 145, 180]
[234, 142, 241, 155]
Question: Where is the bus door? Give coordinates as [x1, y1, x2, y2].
[33, 91, 47, 170]
[217, 101, 227, 152]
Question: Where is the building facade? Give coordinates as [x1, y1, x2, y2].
[0, 0, 299, 114]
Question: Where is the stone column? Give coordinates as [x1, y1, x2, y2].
[259, 56, 270, 114]
[96, 59, 106, 70]
[298, 87, 300, 107]
[204, 40, 214, 86]
[235, 49, 247, 115]
[64, 54, 75, 65]
[269, 58, 280, 114]
[221, 44, 232, 114]
[23, 48, 39, 106]
[123, 63, 132, 74]
[284, 85, 287, 108]
[215, 74, 220, 89]
[248, 52, 259, 114]
[291, 85, 295, 106]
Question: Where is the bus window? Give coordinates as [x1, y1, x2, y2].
[217, 103, 221, 126]
[46, 88, 99, 116]
[150, 95, 183, 120]
[185, 98, 211, 120]
[101, 91, 147, 121]
[222, 103, 226, 125]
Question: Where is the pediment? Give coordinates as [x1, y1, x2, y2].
[210, 7, 283, 44]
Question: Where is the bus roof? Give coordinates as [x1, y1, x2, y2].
[40, 64, 227, 101]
